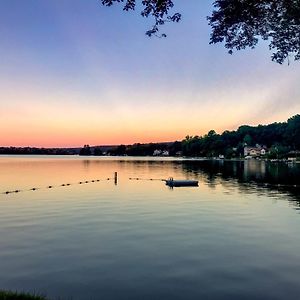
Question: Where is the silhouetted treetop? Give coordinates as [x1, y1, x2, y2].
[181, 114, 300, 158]
[101, 0, 300, 63]
[208, 0, 300, 64]
[79, 144, 92, 156]
[101, 0, 181, 37]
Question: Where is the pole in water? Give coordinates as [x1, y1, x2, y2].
[114, 172, 118, 185]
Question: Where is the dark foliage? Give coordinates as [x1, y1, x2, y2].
[108, 144, 127, 155]
[101, 0, 181, 37]
[0, 290, 47, 300]
[101, 0, 300, 63]
[285, 114, 300, 148]
[104, 115, 300, 158]
[208, 0, 300, 64]
[0, 147, 76, 155]
[168, 140, 182, 156]
[181, 114, 300, 158]
[93, 147, 103, 156]
[127, 143, 164, 156]
[79, 144, 92, 156]
[107, 142, 171, 156]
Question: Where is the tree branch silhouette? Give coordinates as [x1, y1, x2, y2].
[101, 0, 300, 64]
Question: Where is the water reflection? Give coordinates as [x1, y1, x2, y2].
[177, 160, 300, 208]
[0, 156, 300, 300]
[1, 156, 299, 208]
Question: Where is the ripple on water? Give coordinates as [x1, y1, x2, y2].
[0, 157, 300, 300]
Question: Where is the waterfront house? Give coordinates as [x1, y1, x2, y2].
[244, 145, 268, 158]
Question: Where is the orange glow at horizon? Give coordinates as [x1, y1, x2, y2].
[1, 0, 300, 149]
[1, 95, 299, 148]
[1, 67, 299, 148]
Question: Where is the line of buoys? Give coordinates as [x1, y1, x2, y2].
[4, 190, 22, 194]
[129, 177, 165, 181]
[1, 175, 115, 195]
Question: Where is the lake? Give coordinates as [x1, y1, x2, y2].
[0, 156, 300, 300]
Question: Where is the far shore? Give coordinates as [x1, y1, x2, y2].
[0, 154, 299, 164]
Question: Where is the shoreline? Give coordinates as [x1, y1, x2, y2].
[0, 154, 299, 163]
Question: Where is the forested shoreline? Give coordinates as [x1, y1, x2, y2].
[82, 115, 300, 159]
[1, 115, 299, 159]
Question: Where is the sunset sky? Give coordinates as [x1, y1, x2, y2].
[1, 0, 300, 147]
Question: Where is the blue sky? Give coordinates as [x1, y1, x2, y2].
[0, 0, 299, 146]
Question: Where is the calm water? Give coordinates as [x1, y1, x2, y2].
[0, 156, 300, 300]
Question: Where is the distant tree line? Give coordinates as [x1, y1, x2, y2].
[79, 143, 178, 156]
[78, 114, 300, 159]
[108, 142, 183, 156]
[79, 145, 103, 156]
[0, 147, 77, 155]
[2, 115, 299, 158]
[181, 114, 300, 158]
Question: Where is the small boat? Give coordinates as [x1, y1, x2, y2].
[165, 177, 199, 187]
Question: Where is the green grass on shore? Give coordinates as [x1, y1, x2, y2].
[0, 290, 47, 300]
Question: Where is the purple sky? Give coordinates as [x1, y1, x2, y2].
[0, 0, 299, 147]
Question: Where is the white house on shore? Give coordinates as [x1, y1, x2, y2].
[153, 150, 162, 156]
[153, 150, 169, 156]
[244, 145, 268, 157]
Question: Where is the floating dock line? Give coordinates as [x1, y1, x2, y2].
[129, 177, 199, 187]
[249, 182, 300, 189]
[1, 172, 118, 195]
[129, 177, 300, 189]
